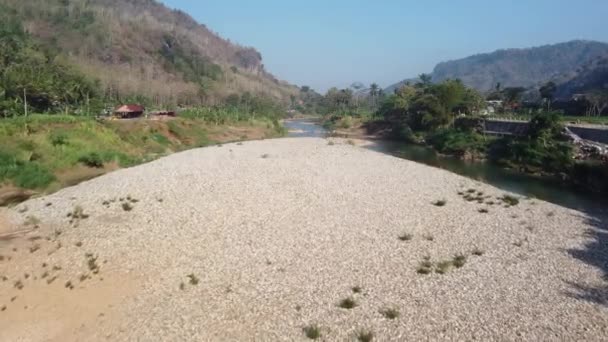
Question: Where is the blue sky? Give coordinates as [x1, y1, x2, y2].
[162, 0, 608, 92]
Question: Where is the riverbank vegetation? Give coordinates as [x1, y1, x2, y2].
[0, 114, 284, 201]
[315, 76, 608, 194]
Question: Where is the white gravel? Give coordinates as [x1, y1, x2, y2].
[1, 137, 607, 341]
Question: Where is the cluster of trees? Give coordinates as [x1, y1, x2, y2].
[0, 12, 100, 117]
[159, 34, 224, 89]
[224, 92, 285, 118]
[378, 75, 484, 132]
[296, 82, 388, 117]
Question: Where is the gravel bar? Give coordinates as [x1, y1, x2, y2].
[1, 137, 607, 341]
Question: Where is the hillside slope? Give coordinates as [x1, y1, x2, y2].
[386, 40, 608, 96]
[0, 0, 297, 107]
[432, 40, 608, 91]
[555, 55, 608, 98]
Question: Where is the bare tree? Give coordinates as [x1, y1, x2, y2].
[586, 90, 608, 116]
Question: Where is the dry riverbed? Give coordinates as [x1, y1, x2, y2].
[0, 137, 606, 341]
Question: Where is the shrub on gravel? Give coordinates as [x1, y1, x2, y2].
[432, 199, 447, 206]
[338, 297, 357, 309]
[187, 274, 199, 285]
[357, 330, 374, 342]
[417, 258, 433, 274]
[500, 195, 519, 206]
[379, 307, 400, 319]
[472, 248, 484, 256]
[435, 261, 452, 274]
[452, 254, 467, 268]
[303, 325, 321, 339]
[398, 233, 413, 241]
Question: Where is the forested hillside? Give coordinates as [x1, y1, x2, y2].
[0, 0, 298, 116]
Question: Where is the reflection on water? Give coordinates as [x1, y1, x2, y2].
[284, 119, 607, 212]
[283, 118, 326, 138]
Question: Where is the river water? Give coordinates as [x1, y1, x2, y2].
[284, 118, 607, 212]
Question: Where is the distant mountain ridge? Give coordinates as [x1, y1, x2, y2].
[387, 40, 608, 98]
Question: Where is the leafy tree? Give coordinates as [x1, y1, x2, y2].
[379, 80, 473, 131]
[323, 87, 353, 113]
[457, 88, 485, 114]
[527, 111, 564, 146]
[408, 93, 449, 131]
[378, 85, 417, 122]
[428, 79, 466, 114]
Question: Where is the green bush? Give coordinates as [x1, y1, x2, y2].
[78, 152, 104, 168]
[427, 129, 486, 156]
[50, 132, 69, 146]
[0, 151, 55, 189]
[13, 162, 55, 188]
[488, 138, 573, 173]
[150, 133, 170, 146]
[454, 116, 484, 133]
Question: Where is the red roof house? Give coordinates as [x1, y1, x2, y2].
[114, 104, 145, 118]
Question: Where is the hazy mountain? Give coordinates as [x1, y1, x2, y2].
[384, 77, 419, 95]
[387, 40, 608, 97]
[555, 55, 608, 98]
[0, 0, 297, 106]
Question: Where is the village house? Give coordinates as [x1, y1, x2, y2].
[114, 104, 145, 119]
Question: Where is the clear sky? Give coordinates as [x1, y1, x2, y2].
[161, 0, 608, 93]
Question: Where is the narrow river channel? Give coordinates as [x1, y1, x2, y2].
[284, 118, 607, 213]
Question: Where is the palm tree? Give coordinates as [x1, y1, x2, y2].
[417, 73, 432, 87]
[369, 83, 379, 108]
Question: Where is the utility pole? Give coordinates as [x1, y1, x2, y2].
[23, 88, 28, 117]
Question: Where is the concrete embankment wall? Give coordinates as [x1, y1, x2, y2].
[483, 119, 608, 145]
[567, 126, 608, 145]
[483, 120, 529, 136]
